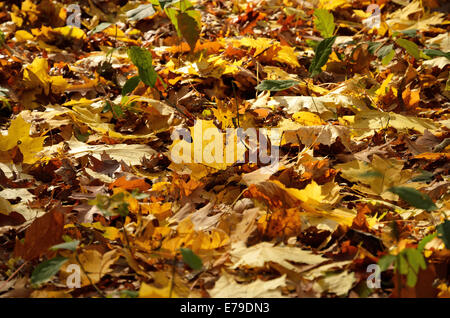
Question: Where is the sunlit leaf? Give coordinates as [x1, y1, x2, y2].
[313, 9, 335, 38]
[127, 46, 157, 87]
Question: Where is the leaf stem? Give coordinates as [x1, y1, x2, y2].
[75, 252, 106, 298]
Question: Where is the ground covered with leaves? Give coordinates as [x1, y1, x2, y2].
[0, 0, 449, 298]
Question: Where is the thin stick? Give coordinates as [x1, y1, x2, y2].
[0, 261, 28, 291]
[75, 253, 106, 298]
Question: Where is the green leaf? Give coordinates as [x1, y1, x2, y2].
[122, 76, 141, 96]
[165, 7, 181, 36]
[169, 0, 194, 12]
[378, 254, 396, 271]
[306, 39, 319, 51]
[309, 36, 336, 77]
[399, 29, 418, 37]
[313, 9, 335, 38]
[411, 170, 434, 182]
[131, 189, 150, 200]
[0, 30, 5, 45]
[381, 49, 395, 65]
[164, 0, 199, 37]
[437, 220, 450, 249]
[388, 186, 437, 211]
[154, 0, 174, 9]
[417, 233, 437, 252]
[50, 240, 79, 252]
[256, 80, 299, 91]
[120, 290, 139, 298]
[406, 268, 417, 287]
[31, 256, 68, 286]
[74, 127, 89, 142]
[423, 49, 450, 60]
[376, 44, 394, 59]
[405, 248, 426, 273]
[88, 22, 113, 35]
[402, 248, 425, 287]
[395, 38, 421, 60]
[397, 253, 408, 275]
[177, 11, 200, 51]
[126, 4, 156, 21]
[127, 46, 157, 87]
[368, 42, 383, 55]
[180, 248, 202, 270]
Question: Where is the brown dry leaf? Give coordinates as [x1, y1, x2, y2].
[14, 208, 64, 261]
[230, 207, 260, 244]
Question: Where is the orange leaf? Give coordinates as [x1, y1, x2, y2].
[109, 176, 151, 191]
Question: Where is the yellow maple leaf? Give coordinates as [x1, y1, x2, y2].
[53, 26, 86, 40]
[23, 57, 68, 95]
[227, 37, 299, 68]
[292, 112, 325, 126]
[276, 45, 300, 68]
[15, 30, 34, 42]
[169, 119, 244, 170]
[59, 249, 119, 287]
[0, 115, 45, 164]
[81, 222, 120, 240]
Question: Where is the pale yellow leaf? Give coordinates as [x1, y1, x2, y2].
[230, 241, 326, 272]
[209, 273, 287, 298]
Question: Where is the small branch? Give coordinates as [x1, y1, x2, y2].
[75, 253, 106, 298]
[0, 261, 28, 292]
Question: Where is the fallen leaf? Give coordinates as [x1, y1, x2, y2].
[0, 115, 46, 164]
[208, 273, 288, 298]
[230, 241, 326, 272]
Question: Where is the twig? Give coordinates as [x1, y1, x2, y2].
[0, 261, 28, 292]
[75, 253, 106, 298]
